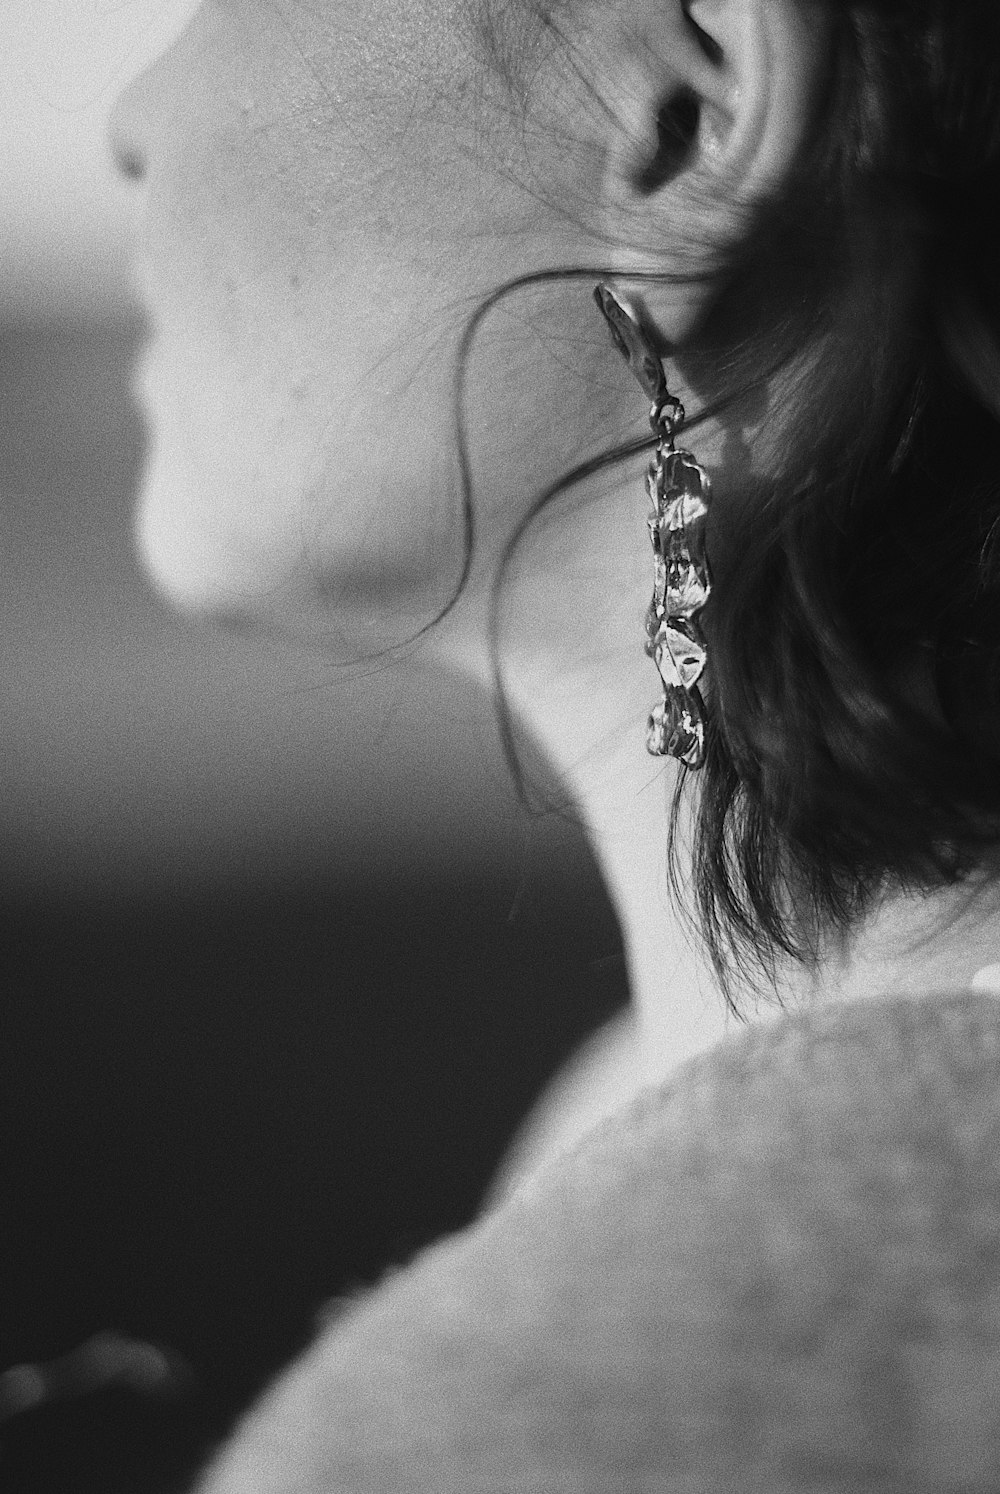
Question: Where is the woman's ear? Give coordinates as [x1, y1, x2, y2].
[585, 0, 829, 337]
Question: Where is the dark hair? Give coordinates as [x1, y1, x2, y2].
[465, 0, 1000, 1008]
[677, 0, 1000, 1002]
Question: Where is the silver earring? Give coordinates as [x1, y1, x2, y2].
[594, 284, 712, 769]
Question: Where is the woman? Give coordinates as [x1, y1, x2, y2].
[110, 0, 1000, 1486]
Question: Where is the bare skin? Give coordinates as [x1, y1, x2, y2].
[108, 0, 1000, 1483]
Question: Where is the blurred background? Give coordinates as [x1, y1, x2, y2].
[1, 5, 627, 1489]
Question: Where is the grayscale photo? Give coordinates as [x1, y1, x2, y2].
[3, 2, 1000, 1490]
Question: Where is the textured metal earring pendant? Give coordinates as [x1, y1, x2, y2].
[594, 283, 712, 768]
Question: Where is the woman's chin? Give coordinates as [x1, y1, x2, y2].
[133, 468, 282, 625]
[131, 476, 446, 657]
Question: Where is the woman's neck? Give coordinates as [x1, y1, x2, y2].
[522, 693, 1000, 1082]
[558, 727, 738, 1082]
[433, 472, 1000, 1087]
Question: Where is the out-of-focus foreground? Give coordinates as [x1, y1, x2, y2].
[1, 9, 627, 1490]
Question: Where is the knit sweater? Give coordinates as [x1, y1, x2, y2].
[195, 991, 1000, 1494]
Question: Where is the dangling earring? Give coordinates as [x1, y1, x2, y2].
[594, 284, 712, 769]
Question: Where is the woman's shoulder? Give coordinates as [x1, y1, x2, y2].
[489, 972, 1000, 1206]
[482, 1005, 646, 1210]
[195, 990, 1000, 1494]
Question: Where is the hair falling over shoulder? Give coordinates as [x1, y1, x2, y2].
[676, 0, 1000, 1003]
